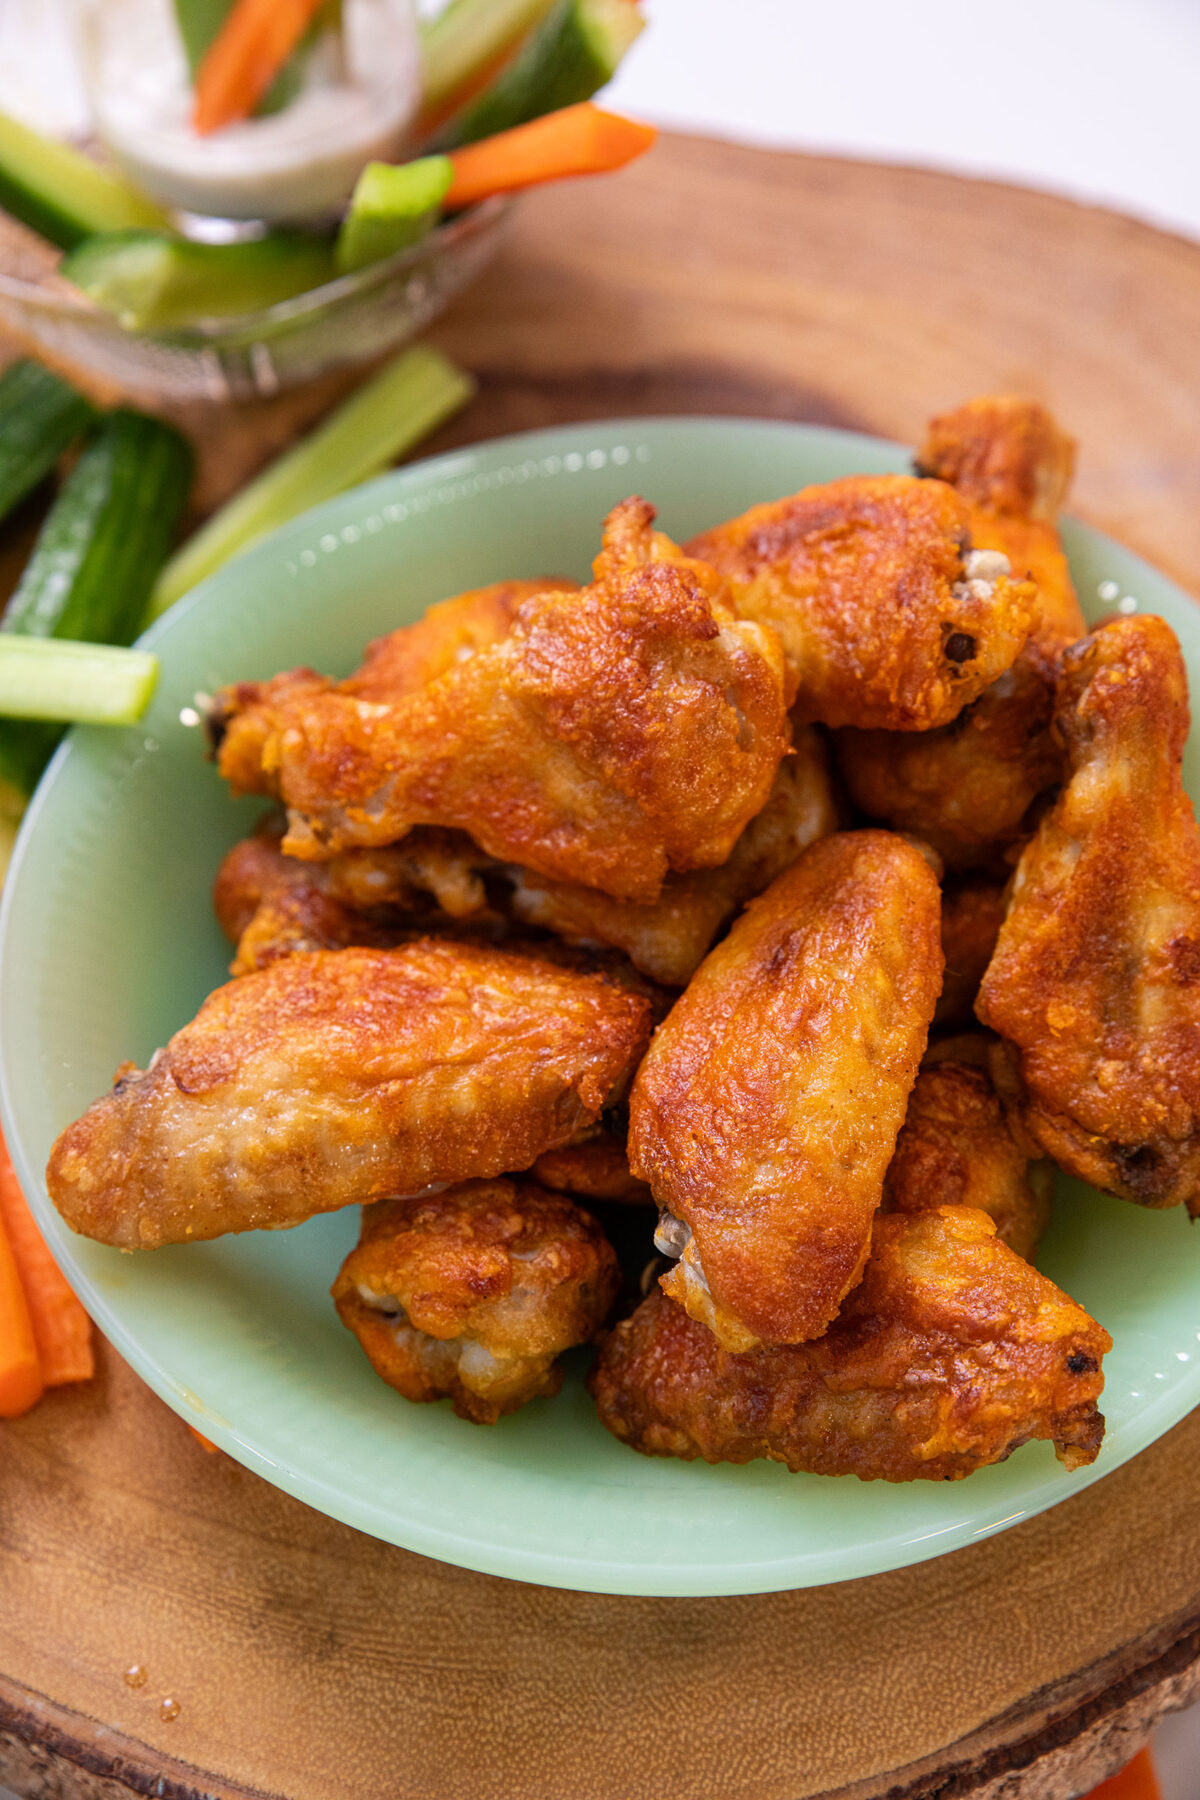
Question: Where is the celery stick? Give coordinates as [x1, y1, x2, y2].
[149, 344, 476, 616]
[335, 157, 454, 274]
[419, 0, 558, 127]
[0, 639, 158, 725]
[442, 0, 645, 148]
[0, 111, 170, 251]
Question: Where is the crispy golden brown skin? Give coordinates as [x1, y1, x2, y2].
[589, 1207, 1110, 1481]
[628, 831, 943, 1349]
[333, 1180, 619, 1424]
[531, 1130, 652, 1205]
[212, 498, 790, 902]
[216, 732, 837, 989]
[978, 614, 1200, 1210]
[507, 730, 840, 985]
[836, 398, 1083, 867]
[883, 1063, 1052, 1260]
[46, 942, 653, 1249]
[935, 877, 1007, 1029]
[688, 473, 1037, 731]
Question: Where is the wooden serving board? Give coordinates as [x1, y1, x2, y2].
[3, 133, 1200, 1800]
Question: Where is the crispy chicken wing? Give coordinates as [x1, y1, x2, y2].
[46, 942, 653, 1249]
[589, 1207, 1109, 1481]
[212, 498, 790, 902]
[978, 614, 1200, 1209]
[217, 728, 838, 988]
[836, 398, 1083, 867]
[530, 1129, 652, 1205]
[688, 473, 1037, 730]
[506, 729, 839, 984]
[883, 1063, 1052, 1260]
[935, 877, 1007, 1029]
[629, 831, 943, 1349]
[334, 1180, 619, 1423]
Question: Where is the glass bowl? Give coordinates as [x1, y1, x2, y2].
[0, 196, 511, 400]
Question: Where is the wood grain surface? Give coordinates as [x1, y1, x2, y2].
[2, 131, 1200, 1800]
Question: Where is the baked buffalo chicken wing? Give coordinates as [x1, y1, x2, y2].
[334, 1180, 620, 1423]
[978, 614, 1200, 1210]
[883, 1062, 1052, 1261]
[211, 498, 790, 902]
[46, 941, 652, 1248]
[590, 1206, 1110, 1481]
[629, 831, 943, 1349]
[688, 473, 1036, 731]
[836, 397, 1083, 867]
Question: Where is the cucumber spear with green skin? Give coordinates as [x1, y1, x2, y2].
[0, 361, 97, 529]
[0, 408, 192, 815]
[62, 232, 336, 332]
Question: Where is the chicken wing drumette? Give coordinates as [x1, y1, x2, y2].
[590, 1206, 1109, 1481]
[629, 831, 943, 1350]
[211, 498, 790, 902]
[978, 614, 1200, 1209]
[46, 941, 652, 1248]
[883, 1062, 1052, 1261]
[334, 1180, 620, 1423]
[935, 877, 1007, 1030]
[836, 397, 1084, 867]
[688, 473, 1037, 730]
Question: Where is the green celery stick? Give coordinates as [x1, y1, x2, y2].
[62, 232, 336, 332]
[335, 157, 454, 274]
[440, 0, 645, 148]
[419, 0, 558, 128]
[149, 344, 476, 616]
[0, 110, 170, 251]
[0, 638, 158, 725]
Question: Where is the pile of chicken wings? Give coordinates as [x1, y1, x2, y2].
[48, 394, 1200, 1483]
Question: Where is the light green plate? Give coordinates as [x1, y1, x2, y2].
[3, 418, 1199, 1597]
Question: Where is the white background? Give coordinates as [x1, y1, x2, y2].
[1, 2, 1199, 1794]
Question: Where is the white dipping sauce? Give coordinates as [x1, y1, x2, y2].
[79, 0, 422, 223]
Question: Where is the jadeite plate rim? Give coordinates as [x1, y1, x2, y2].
[3, 415, 1199, 1598]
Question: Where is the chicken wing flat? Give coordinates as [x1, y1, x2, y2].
[46, 941, 653, 1249]
[333, 1180, 619, 1423]
[688, 473, 1037, 730]
[212, 498, 790, 902]
[506, 729, 839, 985]
[883, 1063, 1052, 1260]
[935, 877, 1006, 1029]
[589, 1206, 1110, 1481]
[629, 831, 943, 1350]
[836, 398, 1083, 867]
[978, 614, 1200, 1209]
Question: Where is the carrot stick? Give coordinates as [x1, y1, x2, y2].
[188, 1426, 221, 1454]
[193, 0, 329, 135]
[0, 1129, 93, 1387]
[1086, 1748, 1161, 1800]
[445, 103, 656, 209]
[0, 1207, 43, 1419]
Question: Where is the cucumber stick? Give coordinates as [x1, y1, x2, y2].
[0, 111, 169, 252]
[0, 638, 157, 725]
[0, 409, 191, 806]
[439, 0, 644, 148]
[150, 344, 475, 615]
[335, 157, 454, 274]
[0, 360, 97, 527]
[62, 232, 336, 332]
[419, 0, 558, 127]
[4, 411, 193, 644]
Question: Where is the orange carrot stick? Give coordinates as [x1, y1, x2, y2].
[188, 1425, 221, 1454]
[0, 1207, 43, 1419]
[445, 104, 656, 209]
[193, 0, 329, 135]
[0, 1129, 93, 1387]
[1086, 1748, 1161, 1800]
